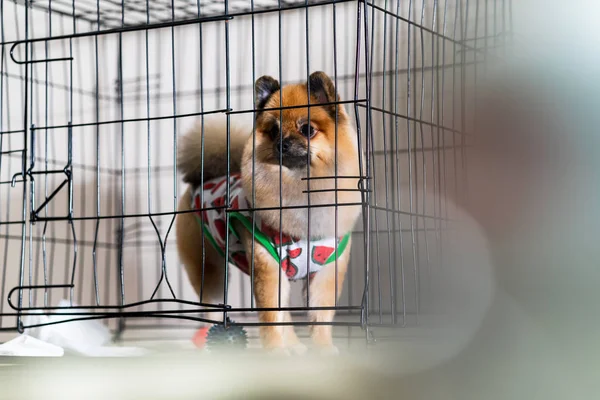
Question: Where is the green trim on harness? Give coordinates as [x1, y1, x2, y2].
[228, 212, 280, 262]
[196, 211, 351, 266]
[229, 211, 350, 265]
[325, 232, 350, 265]
[194, 215, 226, 258]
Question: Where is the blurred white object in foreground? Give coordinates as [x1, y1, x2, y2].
[21, 299, 146, 357]
[0, 335, 64, 357]
[368, 193, 495, 376]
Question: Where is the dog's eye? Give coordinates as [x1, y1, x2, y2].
[269, 124, 279, 139]
[299, 124, 316, 138]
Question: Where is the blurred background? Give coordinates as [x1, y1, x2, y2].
[2, 0, 600, 398]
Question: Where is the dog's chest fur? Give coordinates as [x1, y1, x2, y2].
[244, 163, 361, 239]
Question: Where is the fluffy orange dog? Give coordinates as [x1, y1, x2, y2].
[176, 72, 361, 354]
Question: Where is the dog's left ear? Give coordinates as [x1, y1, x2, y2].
[307, 71, 341, 118]
[255, 75, 280, 110]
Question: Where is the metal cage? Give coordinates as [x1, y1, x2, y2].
[0, 0, 510, 345]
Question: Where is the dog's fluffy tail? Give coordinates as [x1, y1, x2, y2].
[177, 117, 249, 186]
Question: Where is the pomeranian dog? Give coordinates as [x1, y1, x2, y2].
[176, 71, 362, 354]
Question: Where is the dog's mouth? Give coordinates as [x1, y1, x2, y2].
[272, 138, 310, 170]
[276, 154, 308, 170]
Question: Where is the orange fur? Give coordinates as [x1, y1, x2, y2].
[307, 236, 351, 352]
[176, 188, 225, 304]
[176, 72, 361, 353]
[241, 81, 362, 239]
[233, 224, 306, 354]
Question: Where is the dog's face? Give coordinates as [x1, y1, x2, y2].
[242, 72, 362, 237]
[251, 72, 356, 175]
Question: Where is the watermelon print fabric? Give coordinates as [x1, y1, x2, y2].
[191, 174, 350, 281]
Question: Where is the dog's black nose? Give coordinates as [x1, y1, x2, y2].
[273, 137, 308, 169]
[275, 137, 293, 154]
[280, 138, 291, 153]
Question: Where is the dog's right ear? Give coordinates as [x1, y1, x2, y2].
[255, 76, 280, 110]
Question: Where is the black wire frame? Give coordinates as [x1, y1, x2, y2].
[0, 0, 512, 338]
